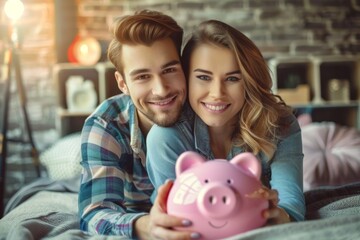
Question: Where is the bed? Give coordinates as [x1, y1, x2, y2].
[0, 121, 360, 240]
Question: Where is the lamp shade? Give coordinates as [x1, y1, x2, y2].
[4, 0, 24, 21]
[68, 35, 101, 65]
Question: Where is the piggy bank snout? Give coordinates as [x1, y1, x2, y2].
[197, 182, 240, 219]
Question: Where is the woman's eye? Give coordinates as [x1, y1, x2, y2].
[226, 76, 240, 82]
[197, 75, 210, 81]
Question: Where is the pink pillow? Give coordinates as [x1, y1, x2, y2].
[302, 122, 360, 191]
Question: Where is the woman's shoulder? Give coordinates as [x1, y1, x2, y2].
[179, 101, 195, 120]
[281, 112, 298, 125]
[278, 112, 301, 137]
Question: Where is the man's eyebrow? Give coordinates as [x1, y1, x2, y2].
[161, 60, 181, 69]
[129, 60, 181, 76]
[129, 68, 149, 77]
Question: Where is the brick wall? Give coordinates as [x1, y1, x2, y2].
[77, 0, 360, 58]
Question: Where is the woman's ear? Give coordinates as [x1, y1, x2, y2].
[115, 71, 129, 95]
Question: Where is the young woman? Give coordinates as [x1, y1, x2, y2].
[146, 20, 305, 232]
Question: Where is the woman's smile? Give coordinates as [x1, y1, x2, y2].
[202, 102, 230, 113]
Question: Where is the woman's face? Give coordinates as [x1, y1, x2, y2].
[188, 43, 245, 128]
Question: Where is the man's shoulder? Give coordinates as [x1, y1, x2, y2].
[92, 94, 133, 119]
[82, 94, 135, 144]
[83, 94, 135, 131]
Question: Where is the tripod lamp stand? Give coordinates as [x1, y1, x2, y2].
[0, 0, 41, 217]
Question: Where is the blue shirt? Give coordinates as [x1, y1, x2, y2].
[146, 105, 305, 221]
[78, 94, 153, 238]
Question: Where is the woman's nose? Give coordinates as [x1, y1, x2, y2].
[209, 79, 224, 97]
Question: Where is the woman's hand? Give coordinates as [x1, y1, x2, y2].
[135, 180, 200, 240]
[247, 186, 291, 225]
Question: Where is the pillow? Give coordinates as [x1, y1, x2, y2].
[40, 132, 82, 180]
[302, 122, 360, 191]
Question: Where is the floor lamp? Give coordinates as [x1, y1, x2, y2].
[0, 0, 40, 217]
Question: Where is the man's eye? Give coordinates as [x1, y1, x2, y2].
[135, 74, 150, 80]
[163, 68, 176, 74]
[196, 75, 210, 81]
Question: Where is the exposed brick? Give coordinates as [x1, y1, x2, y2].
[271, 31, 309, 42]
[271, 20, 309, 32]
[78, 3, 124, 16]
[129, 2, 172, 12]
[293, 43, 336, 55]
[284, 0, 305, 7]
[354, 0, 360, 10]
[176, 1, 205, 10]
[227, 21, 266, 36]
[222, 10, 256, 23]
[219, 0, 247, 9]
[304, 20, 328, 30]
[246, 31, 269, 44]
[257, 44, 290, 57]
[183, 9, 231, 23]
[347, 8, 360, 18]
[354, 32, 360, 40]
[302, 10, 345, 21]
[338, 43, 360, 54]
[332, 19, 360, 30]
[259, 9, 284, 19]
[324, 10, 347, 19]
[309, 0, 352, 8]
[249, 0, 281, 9]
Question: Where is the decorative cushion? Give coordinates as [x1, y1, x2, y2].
[40, 132, 82, 180]
[302, 122, 360, 191]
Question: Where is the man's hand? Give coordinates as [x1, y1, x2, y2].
[247, 186, 291, 225]
[135, 180, 200, 240]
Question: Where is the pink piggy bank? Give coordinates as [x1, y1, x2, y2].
[167, 151, 268, 240]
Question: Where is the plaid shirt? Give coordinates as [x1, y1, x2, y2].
[78, 94, 153, 238]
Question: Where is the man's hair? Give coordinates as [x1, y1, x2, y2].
[107, 10, 183, 76]
[182, 20, 293, 159]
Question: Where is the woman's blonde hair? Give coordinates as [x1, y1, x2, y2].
[182, 20, 293, 159]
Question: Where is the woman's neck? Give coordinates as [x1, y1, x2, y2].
[208, 125, 235, 159]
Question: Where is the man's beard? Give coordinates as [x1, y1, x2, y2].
[141, 105, 182, 127]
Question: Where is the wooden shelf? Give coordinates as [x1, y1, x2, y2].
[268, 56, 360, 130]
[53, 63, 120, 136]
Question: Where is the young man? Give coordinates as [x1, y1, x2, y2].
[78, 10, 197, 239]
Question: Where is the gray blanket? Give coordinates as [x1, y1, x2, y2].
[226, 182, 360, 240]
[0, 178, 360, 240]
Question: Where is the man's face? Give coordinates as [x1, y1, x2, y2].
[117, 38, 186, 130]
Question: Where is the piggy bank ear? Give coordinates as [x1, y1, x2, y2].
[176, 151, 205, 176]
[230, 152, 262, 180]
